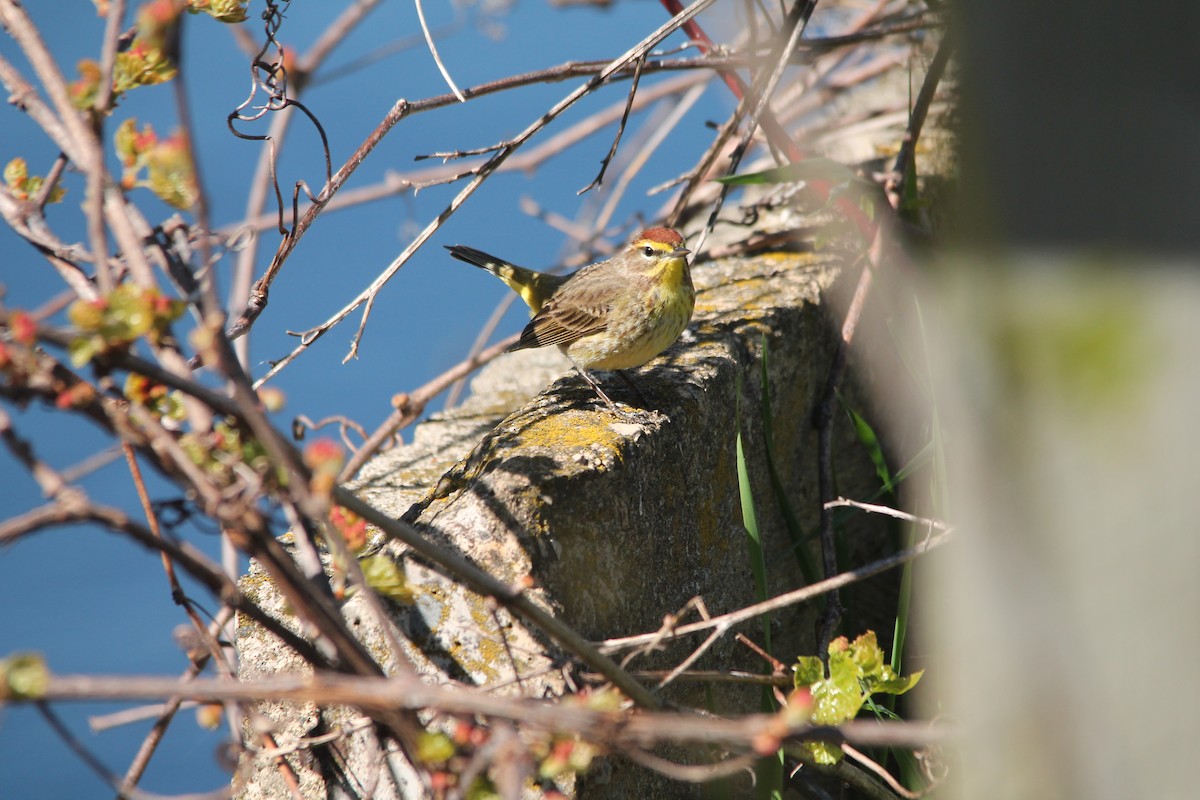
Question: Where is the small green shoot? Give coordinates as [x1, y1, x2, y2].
[0, 652, 49, 700]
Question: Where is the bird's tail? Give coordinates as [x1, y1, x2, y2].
[444, 244, 566, 315]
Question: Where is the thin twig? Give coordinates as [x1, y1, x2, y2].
[599, 527, 953, 654]
[824, 498, 953, 532]
[578, 52, 646, 194]
[30, 153, 68, 209]
[622, 748, 762, 782]
[228, 0, 386, 367]
[594, 80, 707, 234]
[338, 333, 518, 480]
[583, 669, 791, 686]
[0, 1, 115, 291]
[34, 703, 231, 800]
[113, 613, 234, 794]
[659, 0, 803, 161]
[94, 0, 126, 114]
[843, 743, 936, 799]
[414, 0, 465, 102]
[231, 69, 708, 238]
[688, 0, 820, 259]
[297, 0, 384, 79]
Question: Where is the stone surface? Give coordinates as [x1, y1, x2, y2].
[235, 246, 895, 799]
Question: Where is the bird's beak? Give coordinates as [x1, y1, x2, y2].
[670, 246, 691, 258]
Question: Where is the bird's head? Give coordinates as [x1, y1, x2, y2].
[627, 227, 691, 274]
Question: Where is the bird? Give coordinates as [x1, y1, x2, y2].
[445, 227, 694, 415]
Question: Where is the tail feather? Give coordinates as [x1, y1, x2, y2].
[444, 244, 567, 314]
[444, 244, 506, 273]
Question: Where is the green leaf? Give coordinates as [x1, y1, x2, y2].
[870, 668, 924, 696]
[714, 158, 859, 187]
[810, 650, 866, 726]
[464, 776, 502, 800]
[4, 157, 27, 186]
[793, 655, 824, 688]
[107, 284, 154, 337]
[847, 630, 884, 678]
[803, 741, 845, 765]
[841, 400, 893, 491]
[360, 555, 413, 604]
[188, 0, 250, 23]
[734, 372, 770, 635]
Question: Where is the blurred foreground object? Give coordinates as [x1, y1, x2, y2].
[906, 2, 1200, 797]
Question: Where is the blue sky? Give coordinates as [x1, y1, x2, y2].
[0, 1, 745, 795]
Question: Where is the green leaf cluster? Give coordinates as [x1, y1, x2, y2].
[177, 421, 276, 489]
[3, 158, 66, 204]
[67, 284, 185, 366]
[112, 41, 177, 96]
[793, 631, 923, 764]
[187, 0, 249, 23]
[124, 372, 186, 423]
[114, 119, 198, 209]
[73, 1, 248, 110]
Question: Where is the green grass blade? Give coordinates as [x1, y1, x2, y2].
[735, 372, 770, 636]
[736, 371, 783, 800]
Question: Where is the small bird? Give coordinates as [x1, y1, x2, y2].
[446, 227, 694, 415]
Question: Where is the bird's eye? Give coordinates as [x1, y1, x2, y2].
[642, 246, 655, 257]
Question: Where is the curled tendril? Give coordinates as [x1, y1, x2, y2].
[226, 0, 331, 237]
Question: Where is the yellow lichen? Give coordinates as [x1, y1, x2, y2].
[514, 412, 626, 454]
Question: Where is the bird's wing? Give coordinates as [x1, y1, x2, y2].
[512, 264, 619, 349]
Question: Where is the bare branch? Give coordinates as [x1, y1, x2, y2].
[33, 672, 954, 753]
[885, 31, 955, 208]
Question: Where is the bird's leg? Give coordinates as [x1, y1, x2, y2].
[615, 370, 652, 408]
[573, 366, 620, 414]
[567, 363, 642, 420]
